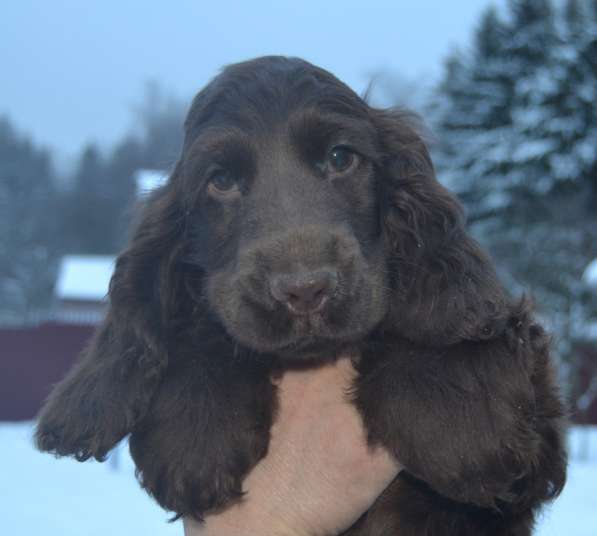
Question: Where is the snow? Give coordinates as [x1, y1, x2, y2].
[55, 255, 115, 301]
[583, 258, 597, 289]
[53, 173, 168, 304]
[135, 169, 168, 196]
[0, 422, 180, 535]
[580, 321, 597, 341]
[537, 426, 597, 536]
[1, 422, 596, 535]
[511, 139, 557, 163]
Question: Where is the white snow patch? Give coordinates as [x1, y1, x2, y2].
[1, 422, 596, 535]
[0, 422, 180, 536]
[135, 169, 168, 196]
[583, 259, 597, 289]
[55, 255, 115, 301]
[511, 139, 557, 163]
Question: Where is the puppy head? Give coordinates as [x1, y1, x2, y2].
[177, 57, 387, 358]
[124, 56, 508, 362]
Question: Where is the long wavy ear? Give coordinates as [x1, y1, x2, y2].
[374, 109, 509, 346]
[35, 163, 193, 461]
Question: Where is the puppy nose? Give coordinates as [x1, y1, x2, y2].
[270, 270, 337, 315]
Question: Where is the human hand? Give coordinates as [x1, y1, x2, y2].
[183, 357, 401, 536]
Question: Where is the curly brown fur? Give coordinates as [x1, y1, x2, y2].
[35, 56, 566, 534]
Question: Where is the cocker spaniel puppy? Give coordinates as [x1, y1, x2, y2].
[36, 56, 567, 535]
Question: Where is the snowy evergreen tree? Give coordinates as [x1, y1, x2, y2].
[133, 81, 185, 170]
[432, 6, 515, 222]
[509, 0, 596, 198]
[429, 0, 597, 385]
[59, 84, 185, 256]
[0, 117, 58, 323]
[104, 136, 143, 249]
[63, 144, 114, 254]
[0, 86, 185, 324]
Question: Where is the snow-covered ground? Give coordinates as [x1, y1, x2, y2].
[536, 426, 597, 536]
[1, 422, 595, 535]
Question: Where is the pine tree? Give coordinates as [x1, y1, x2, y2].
[0, 117, 58, 323]
[483, 0, 558, 208]
[429, 0, 597, 373]
[63, 144, 113, 253]
[431, 0, 593, 222]
[104, 136, 142, 249]
[432, 6, 515, 222]
[564, 0, 583, 40]
[134, 81, 185, 170]
[508, 0, 556, 65]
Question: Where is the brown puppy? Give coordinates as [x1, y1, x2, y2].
[36, 56, 567, 535]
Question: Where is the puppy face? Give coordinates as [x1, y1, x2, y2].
[179, 58, 388, 359]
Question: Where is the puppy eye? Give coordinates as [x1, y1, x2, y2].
[207, 169, 241, 200]
[327, 146, 358, 174]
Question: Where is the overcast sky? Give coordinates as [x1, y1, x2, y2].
[1, 0, 505, 162]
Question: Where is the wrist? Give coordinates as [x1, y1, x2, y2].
[184, 499, 314, 536]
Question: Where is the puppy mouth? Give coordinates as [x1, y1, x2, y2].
[264, 300, 367, 356]
[288, 306, 332, 330]
[277, 335, 323, 352]
[272, 334, 341, 361]
[208, 235, 387, 355]
[235, 288, 352, 352]
[285, 295, 330, 316]
[226, 266, 381, 354]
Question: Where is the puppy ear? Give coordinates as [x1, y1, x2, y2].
[36, 164, 194, 461]
[375, 109, 508, 345]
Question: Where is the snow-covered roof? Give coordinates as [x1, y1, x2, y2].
[583, 258, 597, 289]
[134, 169, 168, 196]
[55, 255, 115, 301]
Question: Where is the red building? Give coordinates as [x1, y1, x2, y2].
[0, 255, 113, 421]
[0, 170, 168, 421]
